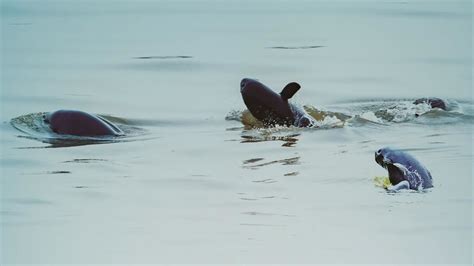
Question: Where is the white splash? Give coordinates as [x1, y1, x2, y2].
[359, 111, 384, 123]
[312, 115, 344, 128]
[385, 102, 432, 122]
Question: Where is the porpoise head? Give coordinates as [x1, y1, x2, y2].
[43, 113, 52, 124]
[375, 147, 391, 168]
[375, 147, 408, 186]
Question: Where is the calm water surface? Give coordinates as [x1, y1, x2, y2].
[1, 0, 472, 264]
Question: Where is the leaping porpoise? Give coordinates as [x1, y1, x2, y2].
[375, 147, 433, 192]
[44, 110, 123, 137]
[240, 78, 315, 127]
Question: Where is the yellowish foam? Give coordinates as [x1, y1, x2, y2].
[303, 105, 351, 122]
[374, 176, 391, 189]
[240, 110, 264, 128]
[240, 106, 351, 128]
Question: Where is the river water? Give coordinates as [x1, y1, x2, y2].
[1, 0, 472, 264]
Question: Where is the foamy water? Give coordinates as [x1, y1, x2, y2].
[1, 0, 472, 264]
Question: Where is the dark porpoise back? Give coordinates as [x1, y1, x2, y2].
[413, 97, 447, 110]
[240, 78, 307, 127]
[44, 110, 123, 137]
[375, 147, 433, 191]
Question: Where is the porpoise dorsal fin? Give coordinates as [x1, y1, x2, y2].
[280, 82, 301, 100]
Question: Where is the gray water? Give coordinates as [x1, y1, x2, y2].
[1, 0, 473, 264]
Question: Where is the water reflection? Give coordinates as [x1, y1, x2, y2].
[284, 171, 299, 176]
[241, 133, 300, 147]
[267, 45, 324, 49]
[239, 223, 286, 227]
[242, 211, 296, 217]
[133, 55, 193, 60]
[242, 158, 264, 164]
[251, 178, 277, 184]
[243, 156, 300, 169]
[62, 158, 108, 163]
[15, 135, 123, 149]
